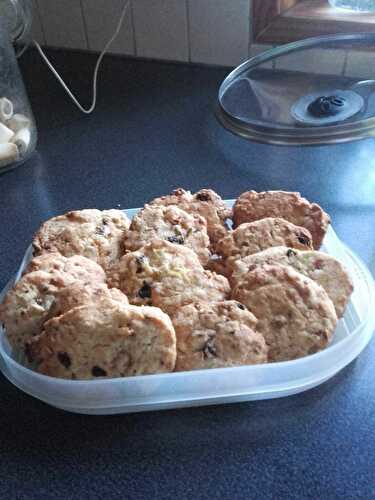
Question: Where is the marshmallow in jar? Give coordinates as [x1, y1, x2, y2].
[0, 0, 36, 171]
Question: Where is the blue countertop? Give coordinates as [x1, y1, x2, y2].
[0, 49, 374, 499]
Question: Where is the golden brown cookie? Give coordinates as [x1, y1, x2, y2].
[47, 281, 128, 319]
[26, 301, 176, 379]
[205, 254, 231, 279]
[233, 191, 330, 249]
[171, 301, 267, 371]
[32, 209, 130, 270]
[0, 256, 106, 349]
[108, 239, 230, 314]
[216, 217, 313, 276]
[232, 246, 353, 318]
[26, 253, 106, 284]
[150, 188, 231, 248]
[1, 271, 82, 349]
[231, 264, 337, 362]
[124, 204, 210, 265]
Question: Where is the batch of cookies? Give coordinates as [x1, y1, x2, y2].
[0, 188, 353, 380]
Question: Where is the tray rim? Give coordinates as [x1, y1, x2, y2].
[0, 201, 374, 412]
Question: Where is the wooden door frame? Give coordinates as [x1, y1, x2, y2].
[252, 0, 299, 42]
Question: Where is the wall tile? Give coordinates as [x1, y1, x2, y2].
[345, 50, 375, 80]
[188, 0, 250, 66]
[34, 0, 254, 67]
[132, 0, 188, 61]
[81, 0, 134, 55]
[37, 0, 87, 49]
[275, 48, 346, 76]
[30, 0, 45, 44]
[249, 44, 273, 69]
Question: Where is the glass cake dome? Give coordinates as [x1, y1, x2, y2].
[217, 33, 375, 145]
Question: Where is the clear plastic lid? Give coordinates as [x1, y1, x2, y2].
[0, 0, 32, 43]
[217, 33, 375, 145]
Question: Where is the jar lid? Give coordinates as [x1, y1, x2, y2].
[216, 33, 375, 145]
[0, 0, 32, 43]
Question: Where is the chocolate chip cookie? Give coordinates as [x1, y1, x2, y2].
[47, 281, 128, 319]
[32, 209, 130, 270]
[216, 217, 313, 276]
[232, 246, 353, 318]
[108, 239, 230, 313]
[27, 253, 106, 283]
[124, 204, 210, 265]
[172, 300, 267, 371]
[150, 188, 231, 248]
[0, 256, 106, 349]
[26, 300, 176, 379]
[233, 191, 330, 249]
[232, 264, 338, 361]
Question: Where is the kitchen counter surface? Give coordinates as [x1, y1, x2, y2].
[0, 49, 374, 499]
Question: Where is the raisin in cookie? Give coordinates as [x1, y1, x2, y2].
[0, 258, 106, 349]
[108, 239, 230, 314]
[216, 217, 313, 275]
[32, 209, 130, 270]
[171, 301, 267, 371]
[124, 204, 210, 265]
[150, 188, 231, 248]
[232, 264, 337, 362]
[233, 191, 330, 249]
[26, 301, 176, 379]
[232, 246, 353, 318]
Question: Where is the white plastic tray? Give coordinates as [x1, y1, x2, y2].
[0, 202, 374, 415]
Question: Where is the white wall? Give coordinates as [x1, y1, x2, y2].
[31, 0, 268, 67]
[31, 1, 354, 76]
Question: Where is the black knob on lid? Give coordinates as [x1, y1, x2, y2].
[307, 95, 346, 118]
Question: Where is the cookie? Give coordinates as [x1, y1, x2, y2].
[233, 191, 330, 249]
[216, 217, 313, 274]
[27, 253, 106, 284]
[47, 282, 128, 319]
[150, 188, 231, 247]
[26, 301, 176, 379]
[0, 271, 79, 349]
[171, 301, 267, 371]
[205, 255, 231, 278]
[32, 209, 130, 270]
[232, 246, 353, 318]
[152, 268, 230, 315]
[124, 204, 210, 265]
[231, 264, 338, 362]
[108, 239, 230, 314]
[0, 257, 106, 349]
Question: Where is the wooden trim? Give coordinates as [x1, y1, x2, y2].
[253, 0, 299, 40]
[253, 0, 375, 44]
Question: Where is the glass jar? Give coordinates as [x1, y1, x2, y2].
[0, 0, 37, 172]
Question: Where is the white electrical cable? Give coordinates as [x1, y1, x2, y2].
[32, 0, 130, 115]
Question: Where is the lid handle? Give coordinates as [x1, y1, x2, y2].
[307, 95, 347, 118]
